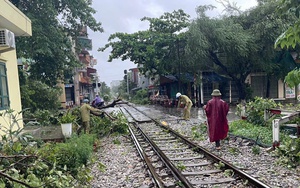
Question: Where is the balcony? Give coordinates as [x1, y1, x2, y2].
[78, 53, 90, 65]
[79, 76, 91, 85]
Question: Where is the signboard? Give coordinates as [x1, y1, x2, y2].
[285, 85, 295, 98]
[65, 84, 74, 88]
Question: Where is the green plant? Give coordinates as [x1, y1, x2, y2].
[0, 109, 94, 187]
[214, 161, 225, 169]
[0, 109, 34, 149]
[113, 138, 121, 145]
[228, 147, 240, 155]
[38, 134, 96, 176]
[176, 162, 186, 171]
[131, 89, 149, 105]
[191, 124, 207, 141]
[97, 162, 107, 172]
[252, 145, 261, 155]
[224, 169, 234, 177]
[90, 112, 128, 138]
[229, 120, 291, 146]
[20, 80, 62, 112]
[236, 97, 280, 126]
[59, 109, 77, 124]
[274, 137, 300, 168]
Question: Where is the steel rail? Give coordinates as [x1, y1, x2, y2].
[161, 124, 271, 188]
[133, 122, 194, 188]
[126, 103, 271, 188]
[127, 123, 165, 188]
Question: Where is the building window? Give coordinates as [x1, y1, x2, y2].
[0, 62, 9, 109]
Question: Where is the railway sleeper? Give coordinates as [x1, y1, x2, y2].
[190, 177, 236, 185]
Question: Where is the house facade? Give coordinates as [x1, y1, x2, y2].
[0, 0, 32, 132]
[60, 26, 99, 108]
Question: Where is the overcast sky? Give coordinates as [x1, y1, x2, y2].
[88, 0, 258, 86]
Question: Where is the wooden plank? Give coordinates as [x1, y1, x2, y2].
[164, 152, 193, 155]
[170, 156, 204, 161]
[182, 169, 222, 176]
[191, 177, 236, 185]
[183, 162, 212, 167]
[160, 147, 189, 151]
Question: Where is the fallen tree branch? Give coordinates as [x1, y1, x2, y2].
[98, 98, 122, 109]
[0, 171, 34, 188]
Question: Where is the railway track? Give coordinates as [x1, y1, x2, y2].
[119, 103, 271, 188]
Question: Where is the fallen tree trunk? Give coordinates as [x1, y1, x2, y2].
[98, 98, 122, 109]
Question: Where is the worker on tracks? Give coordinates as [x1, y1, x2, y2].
[78, 99, 103, 135]
[176, 92, 193, 120]
[203, 89, 229, 150]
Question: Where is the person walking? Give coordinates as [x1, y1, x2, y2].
[176, 92, 193, 120]
[203, 89, 229, 150]
[78, 99, 103, 135]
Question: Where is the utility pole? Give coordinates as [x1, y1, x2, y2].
[124, 69, 130, 99]
[91, 73, 99, 96]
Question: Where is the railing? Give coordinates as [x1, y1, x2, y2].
[266, 108, 300, 148]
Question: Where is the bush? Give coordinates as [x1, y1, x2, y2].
[23, 109, 60, 126]
[131, 89, 149, 104]
[236, 97, 280, 126]
[38, 134, 96, 176]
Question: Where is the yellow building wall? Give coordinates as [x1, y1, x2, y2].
[0, 0, 32, 135]
[0, 51, 23, 130]
[278, 79, 285, 99]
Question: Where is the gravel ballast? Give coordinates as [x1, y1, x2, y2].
[90, 105, 300, 188]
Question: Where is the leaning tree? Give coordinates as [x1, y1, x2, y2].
[186, 1, 298, 100]
[100, 9, 192, 91]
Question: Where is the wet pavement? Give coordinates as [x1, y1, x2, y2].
[22, 104, 240, 141]
[142, 104, 240, 123]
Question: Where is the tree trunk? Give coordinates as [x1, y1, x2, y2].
[266, 77, 270, 98]
[235, 79, 247, 101]
[98, 98, 123, 109]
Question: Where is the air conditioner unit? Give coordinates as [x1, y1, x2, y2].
[0, 29, 15, 52]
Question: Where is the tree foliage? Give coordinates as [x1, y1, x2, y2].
[100, 10, 190, 77]
[274, 0, 300, 87]
[186, 1, 298, 100]
[275, 0, 300, 49]
[99, 81, 112, 101]
[10, 0, 103, 86]
[20, 79, 62, 112]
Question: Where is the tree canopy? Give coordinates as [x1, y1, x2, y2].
[275, 0, 300, 49]
[274, 0, 300, 87]
[186, 0, 298, 99]
[101, 0, 299, 101]
[99, 10, 191, 77]
[10, 0, 103, 86]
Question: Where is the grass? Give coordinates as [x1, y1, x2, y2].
[229, 120, 292, 146]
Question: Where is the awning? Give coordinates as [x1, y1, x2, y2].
[202, 72, 230, 83]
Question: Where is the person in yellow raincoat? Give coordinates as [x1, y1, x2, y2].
[78, 99, 103, 135]
[176, 92, 193, 120]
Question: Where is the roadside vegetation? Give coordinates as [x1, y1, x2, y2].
[231, 97, 300, 167]
[191, 97, 300, 168]
[0, 108, 128, 187]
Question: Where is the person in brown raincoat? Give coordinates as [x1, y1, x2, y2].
[78, 99, 103, 135]
[176, 92, 193, 120]
[203, 89, 229, 150]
